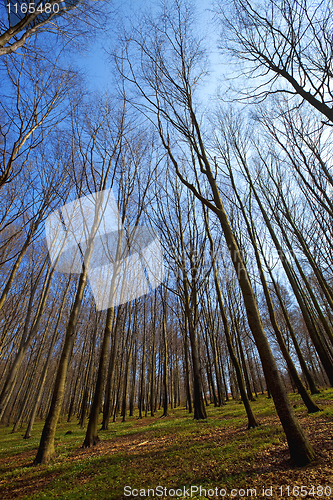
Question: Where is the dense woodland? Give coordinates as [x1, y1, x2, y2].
[1, 0, 333, 471]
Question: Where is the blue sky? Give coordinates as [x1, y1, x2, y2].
[75, 0, 225, 101]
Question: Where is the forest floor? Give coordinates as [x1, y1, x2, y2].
[0, 390, 333, 500]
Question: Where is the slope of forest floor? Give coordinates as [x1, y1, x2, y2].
[0, 391, 333, 500]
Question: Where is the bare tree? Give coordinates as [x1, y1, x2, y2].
[83, 126, 155, 447]
[0, 50, 79, 188]
[114, 0, 315, 465]
[34, 95, 125, 464]
[216, 0, 333, 123]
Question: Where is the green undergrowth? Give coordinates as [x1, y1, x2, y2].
[0, 390, 331, 500]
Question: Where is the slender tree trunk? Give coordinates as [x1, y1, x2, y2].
[183, 320, 192, 413]
[230, 173, 320, 414]
[0, 258, 52, 421]
[161, 302, 168, 418]
[67, 333, 89, 422]
[101, 305, 122, 430]
[34, 269, 89, 464]
[150, 314, 156, 417]
[190, 154, 315, 462]
[121, 332, 134, 423]
[83, 306, 114, 447]
[129, 339, 137, 417]
[79, 315, 98, 429]
[249, 177, 333, 386]
[203, 206, 259, 428]
[262, 244, 320, 394]
[12, 312, 53, 433]
[138, 302, 146, 419]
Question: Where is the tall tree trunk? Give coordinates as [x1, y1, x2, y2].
[175, 142, 315, 462]
[34, 270, 88, 464]
[101, 305, 123, 430]
[138, 300, 146, 419]
[203, 206, 258, 428]
[24, 278, 70, 439]
[150, 305, 157, 417]
[161, 301, 168, 418]
[260, 242, 320, 395]
[229, 170, 320, 414]
[12, 311, 53, 433]
[83, 306, 115, 447]
[247, 174, 333, 386]
[0, 257, 52, 421]
[183, 319, 192, 413]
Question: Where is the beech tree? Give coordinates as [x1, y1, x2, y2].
[202, 203, 259, 428]
[82, 125, 156, 447]
[34, 95, 126, 464]
[152, 170, 208, 419]
[114, 0, 316, 465]
[216, 0, 333, 124]
[0, 49, 79, 188]
[2, 0, 333, 474]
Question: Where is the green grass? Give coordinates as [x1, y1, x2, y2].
[0, 390, 331, 500]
